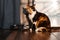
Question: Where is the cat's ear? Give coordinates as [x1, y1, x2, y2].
[26, 4, 29, 6]
[25, 4, 29, 8]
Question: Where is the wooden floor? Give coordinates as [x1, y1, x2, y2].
[0, 28, 60, 40]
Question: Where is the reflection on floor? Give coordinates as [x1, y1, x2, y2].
[0, 27, 60, 40]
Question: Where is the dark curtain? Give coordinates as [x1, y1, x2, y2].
[0, 0, 20, 29]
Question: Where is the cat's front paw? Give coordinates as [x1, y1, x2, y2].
[35, 27, 47, 32]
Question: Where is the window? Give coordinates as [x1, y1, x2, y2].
[20, 0, 60, 27]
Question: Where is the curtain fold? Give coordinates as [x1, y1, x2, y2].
[0, 0, 20, 29]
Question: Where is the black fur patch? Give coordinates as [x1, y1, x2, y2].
[33, 12, 48, 22]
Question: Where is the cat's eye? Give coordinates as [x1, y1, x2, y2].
[33, 9, 35, 11]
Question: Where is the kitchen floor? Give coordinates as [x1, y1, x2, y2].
[0, 27, 60, 40]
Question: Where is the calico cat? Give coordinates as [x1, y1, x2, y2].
[23, 5, 51, 32]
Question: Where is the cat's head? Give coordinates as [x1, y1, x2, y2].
[25, 5, 36, 15]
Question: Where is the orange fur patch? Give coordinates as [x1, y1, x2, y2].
[26, 5, 33, 15]
[35, 16, 49, 28]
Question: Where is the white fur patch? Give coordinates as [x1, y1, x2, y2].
[35, 27, 46, 32]
[28, 11, 36, 23]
